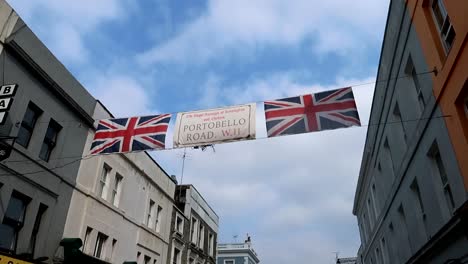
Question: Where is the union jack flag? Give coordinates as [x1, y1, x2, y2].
[264, 87, 360, 137]
[90, 114, 171, 155]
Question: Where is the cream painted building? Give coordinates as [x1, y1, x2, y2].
[62, 101, 177, 264]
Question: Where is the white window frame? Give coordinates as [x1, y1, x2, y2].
[148, 200, 156, 229]
[172, 246, 181, 264]
[430, 0, 455, 52]
[155, 206, 163, 233]
[99, 165, 111, 200]
[175, 214, 184, 234]
[198, 224, 204, 249]
[190, 217, 198, 244]
[83, 227, 93, 253]
[111, 173, 123, 207]
[208, 232, 214, 256]
[93, 232, 108, 259]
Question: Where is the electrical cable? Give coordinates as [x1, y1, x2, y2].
[0, 114, 451, 177]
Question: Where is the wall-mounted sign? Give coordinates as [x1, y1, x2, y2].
[173, 104, 256, 148]
[0, 254, 33, 264]
[0, 84, 18, 125]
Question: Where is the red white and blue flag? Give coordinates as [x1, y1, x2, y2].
[264, 87, 360, 137]
[90, 114, 171, 155]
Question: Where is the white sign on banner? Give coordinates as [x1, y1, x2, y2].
[173, 104, 256, 148]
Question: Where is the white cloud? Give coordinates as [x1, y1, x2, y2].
[137, 0, 388, 65]
[87, 74, 158, 117]
[7, 0, 131, 64]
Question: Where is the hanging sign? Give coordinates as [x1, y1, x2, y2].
[173, 103, 256, 148]
[0, 84, 18, 125]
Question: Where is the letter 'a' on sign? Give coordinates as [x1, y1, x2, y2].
[0, 84, 17, 98]
[0, 98, 12, 111]
[173, 103, 256, 148]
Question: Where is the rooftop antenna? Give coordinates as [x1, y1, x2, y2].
[180, 148, 187, 185]
[233, 235, 238, 243]
[332, 252, 339, 263]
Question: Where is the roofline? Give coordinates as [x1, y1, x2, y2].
[352, 0, 393, 215]
[178, 184, 219, 218]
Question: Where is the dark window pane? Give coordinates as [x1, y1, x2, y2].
[16, 127, 32, 147]
[39, 143, 51, 161]
[22, 108, 37, 127]
[445, 26, 456, 50]
[0, 224, 16, 250]
[5, 196, 27, 222]
[17, 103, 42, 148]
[432, 0, 445, 28]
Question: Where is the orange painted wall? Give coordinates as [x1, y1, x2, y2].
[407, 0, 468, 191]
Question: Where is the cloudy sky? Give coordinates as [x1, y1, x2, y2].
[8, 0, 389, 262]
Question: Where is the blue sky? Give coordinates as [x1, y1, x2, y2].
[8, 0, 389, 262]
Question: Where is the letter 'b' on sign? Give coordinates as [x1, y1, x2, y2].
[0, 84, 17, 97]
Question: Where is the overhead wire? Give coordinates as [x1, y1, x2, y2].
[0, 69, 440, 176]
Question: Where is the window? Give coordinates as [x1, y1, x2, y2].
[410, 179, 426, 217]
[208, 233, 214, 256]
[398, 204, 412, 252]
[381, 237, 388, 264]
[39, 119, 62, 161]
[28, 203, 48, 256]
[429, 143, 455, 211]
[371, 183, 379, 218]
[393, 103, 407, 143]
[367, 198, 375, 228]
[190, 217, 198, 244]
[172, 247, 180, 264]
[111, 174, 123, 207]
[147, 200, 155, 228]
[0, 191, 31, 252]
[198, 224, 204, 248]
[175, 215, 184, 234]
[383, 138, 395, 177]
[83, 227, 93, 253]
[144, 255, 151, 264]
[99, 164, 111, 199]
[93, 232, 108, 259]
[431, 0, 456, 52]
[111, 239, 117, 261]
[17, 102, 42, 147]
[224, 260, 234, 264]
[405, 56, 425, 112]
[376, 247, 383, 264]
[155, 206, 163, 232]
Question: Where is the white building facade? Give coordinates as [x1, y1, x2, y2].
[62, 102, 177, 264]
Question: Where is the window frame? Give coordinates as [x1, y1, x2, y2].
[428, 142, 455, 212]
[111, 173, 123, 207]
[430, 0, 455, 52]
[28, 203, 48, 256]
[93, 232, 108, 259]
[17, 102, 42, 148]
[0, 191, 31, 253]
[175, 214, 184, 234]
[99, 164, 111, 200]
[190, 217, 198, 244]
[147, 200, 156, 229]
[39, 119, 62, 161]
[155, 206, 163, 233]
